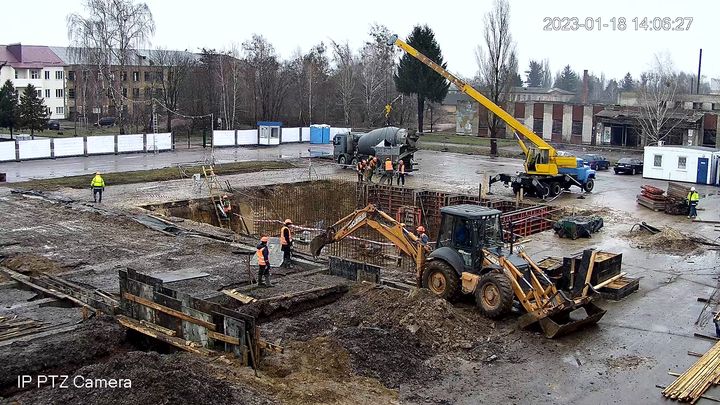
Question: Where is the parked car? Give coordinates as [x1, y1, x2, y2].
[95, 117, 116, 127]
[614, 158, 644, 175]
[581, 154, 610, 170]
[47, 120, 60, 130]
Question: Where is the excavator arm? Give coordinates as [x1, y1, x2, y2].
[387, 34, 579, 175]
[310, 204, 427, 279]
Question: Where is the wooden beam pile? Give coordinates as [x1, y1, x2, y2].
[0, 316, 46, 341]
[637, 185, 667, 211]
[663, 339, 720, 403]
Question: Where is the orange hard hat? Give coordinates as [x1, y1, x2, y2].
[260, 236, 269, 243]
[417, 226, 425, 233]
[284, 219, 293, 225]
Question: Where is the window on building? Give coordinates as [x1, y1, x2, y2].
[155, 71, 163, 81]
[68, 71, 75, 81]
[133, 71, 139, 81]
[713, 103, 720, 111]
[68, 89, 75, 99]
[31, 70, 40, 79]
[703, 129, 717, 146]
[144, 87, 151, 98]
[55, 89, 64, 98]
[132, 88, 140, 98]
[571, 121, 583, 135]
[144, 71, 151, 81]
[678, 156, 687, 170]
[14, 71, 18, 79]
[44, 89, 51, 98]
[653, 154, 662, 167]
[44, 71, 50, 80]
[68, 106, 75, 114]
[533, 118, 543, 134]
[693, 102, 702, 110]
[56, 106, 64, 114]
[552, 120, 562, 134]
[122, 88, 127, 97]
[46, 107, 51, 116]
[55, 71, 64, 80]
[36, 90, 42, 98]
[121, 72, 127, 81]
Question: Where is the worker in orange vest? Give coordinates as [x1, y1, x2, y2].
[256, 236, 271, 286]
[356, 159, 366, 183]
[396, 160, 406, 186]
[381, 157, 394, 185]
[366, 156, 377, 183]
[218, 194, 232, 219]
[280, 219, 293, 268]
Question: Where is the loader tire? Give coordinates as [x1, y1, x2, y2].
[475, 272, 514, 319]
[422, 261, 460, 302]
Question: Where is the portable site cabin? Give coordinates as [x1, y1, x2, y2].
[643, 145, 720, 185]
[258, 121, 282, 146]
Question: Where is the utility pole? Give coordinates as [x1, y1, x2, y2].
[696, 49, 702, 95]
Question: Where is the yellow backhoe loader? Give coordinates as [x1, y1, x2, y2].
[311, 204, 605, 338]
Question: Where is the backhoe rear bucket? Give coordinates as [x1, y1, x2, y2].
[310, 233, 331, 257]
[519, 302, 606, 339]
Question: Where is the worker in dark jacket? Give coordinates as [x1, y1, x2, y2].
[90, 172, 105, 203]
[256, 236, 271, 286]
[280, 219, 293, 268]
[356, 159, 366, 182]
[396, 160, 406, 186]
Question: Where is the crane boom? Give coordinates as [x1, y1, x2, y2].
[387, 34, 553, 151]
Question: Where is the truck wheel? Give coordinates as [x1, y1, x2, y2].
[351, 157, 358, 166]
[583, 178, 595, 192]
[338, 155, 347, 165]
[475, 272, 514, 319]
[422, 260, 460, 302]
[538, 184, 550, 199]
[549, 183, 562, 197]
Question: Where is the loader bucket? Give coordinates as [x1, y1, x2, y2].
[310, 233, 331, 257]
[519, 302, 606, 339]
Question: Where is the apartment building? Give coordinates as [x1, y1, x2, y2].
[0, 44, 67, 119]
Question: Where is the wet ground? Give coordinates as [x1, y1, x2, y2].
[0, 147, 719, 404]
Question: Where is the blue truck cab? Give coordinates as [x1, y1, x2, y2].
[558, 158, 596, 191]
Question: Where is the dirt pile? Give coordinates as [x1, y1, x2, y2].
[12, 351, 271, 405]
[1, 254, 80, 275]
[0, 316, 126, 395]
[624, 226, 699, 255]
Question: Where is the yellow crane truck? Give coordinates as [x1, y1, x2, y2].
[387, 34, 597, 198]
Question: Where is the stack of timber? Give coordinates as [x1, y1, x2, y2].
[666, 182, 691, 215]
[662, 339, 720, 403]
[637, 185, 667, 211]
[0, 316, 46, 341]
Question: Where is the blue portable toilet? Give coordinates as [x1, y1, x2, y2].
[310, 124, 330, 144]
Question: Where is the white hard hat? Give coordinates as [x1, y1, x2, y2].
[690, 187, 696, 191]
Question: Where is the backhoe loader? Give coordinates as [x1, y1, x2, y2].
[310, 204, 606, 338]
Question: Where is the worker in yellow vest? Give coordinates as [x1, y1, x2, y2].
[280, 219, 293, 268]
[90, 172, 105, 203]
[687, 187, 700, 219]
[256, 236, 271, 286]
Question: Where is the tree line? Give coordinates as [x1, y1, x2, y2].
[0, 81, 48, 136]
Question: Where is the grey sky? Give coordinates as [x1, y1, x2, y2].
[2, 0, 716, 83]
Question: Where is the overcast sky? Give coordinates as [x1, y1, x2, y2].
[2, 0, 717, 83]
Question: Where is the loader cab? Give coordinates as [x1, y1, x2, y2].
[435, 205, 503, 273]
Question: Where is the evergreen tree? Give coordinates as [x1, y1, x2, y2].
[621, 72, 635, 90]
[512, 72, 523, 87]
[553, 65, 580, 92]
[0, 80, 19, 137]
[18, 84, 48, 135]
[394, 25, 449, 133]
[525, 60, 543, 87]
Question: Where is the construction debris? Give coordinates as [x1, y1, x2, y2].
[662, 339, 720, 403]
[553, 215, 604, 239]
[637, 185, 667, 211]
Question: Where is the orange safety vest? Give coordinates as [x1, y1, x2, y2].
[280, 226, 292, 245]
[256, 247, 267, 265]
[384, 160, 393, 171]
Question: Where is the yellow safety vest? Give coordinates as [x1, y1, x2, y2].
[687, 191, 700, 202]
[90, 175, 105, 187]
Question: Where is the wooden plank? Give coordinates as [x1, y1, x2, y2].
[208, 330, 240, 345]
[139, 320, 177, 337]
[222, 289, 257, 304]
[122, 292, 216, 331]
[116, 315, 214, 356]
[0, 267, 95, 311]
[694, 332, 720, 341]
[259, 339, 285, 353]
[0, 323, 83, 348]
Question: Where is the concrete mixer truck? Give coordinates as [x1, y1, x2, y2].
[332, 127, 418, 172]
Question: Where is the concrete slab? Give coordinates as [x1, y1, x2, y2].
[154, 270, 210, 283]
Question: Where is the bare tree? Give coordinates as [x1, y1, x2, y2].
[331, 40, 356, 126]
[475, 0, 518, 156]
[358, 24, 399, 126]
[152, 48, 196, 131]
[67, 0, 155, 134]
[242, 35, 289, 121]
[637, 53, 683, 145]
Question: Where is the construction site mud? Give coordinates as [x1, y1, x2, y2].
[0, 153, 719, 404]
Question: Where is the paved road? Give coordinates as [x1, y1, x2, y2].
[0, 144, 334, 182]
